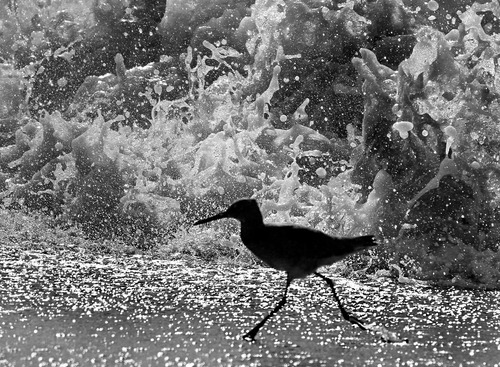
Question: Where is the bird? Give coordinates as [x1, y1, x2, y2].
[193, 198, 381, 341]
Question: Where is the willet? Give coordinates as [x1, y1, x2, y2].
[194, 198, 404, 342]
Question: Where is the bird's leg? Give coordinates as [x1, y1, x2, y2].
[314, 272, 367, 330]
[243, 275, 292, 342]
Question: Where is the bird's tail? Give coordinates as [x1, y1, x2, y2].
[351, 235, 378, 251]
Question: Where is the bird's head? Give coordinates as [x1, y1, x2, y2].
[194, 199, 262, 225]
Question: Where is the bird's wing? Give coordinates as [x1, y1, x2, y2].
[262, 225, 351, 259]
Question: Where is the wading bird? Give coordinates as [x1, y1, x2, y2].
[194, 199, 403, 342]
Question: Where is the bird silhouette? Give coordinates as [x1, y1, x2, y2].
[194, 198, 404, 342]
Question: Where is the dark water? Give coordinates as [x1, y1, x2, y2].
[1, 249, 499, 366]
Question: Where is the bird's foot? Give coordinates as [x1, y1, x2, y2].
[363, 322, 409, 344]
[343, 312, 408, 343]
[339, 309, 367, 330]
[242, 331, 258, 342]
[348, 315, 367, 331]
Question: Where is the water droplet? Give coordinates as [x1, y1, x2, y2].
[392, 121, 413, 139]
[427, 0, 439, 11]
[315, 167, 327, 178]
[154, 84, 162, 95]
[470, 161, 480, 169]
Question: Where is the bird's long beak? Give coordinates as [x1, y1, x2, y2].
[193, 211, 228, 225]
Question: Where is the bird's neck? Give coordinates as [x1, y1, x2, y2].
[239, 212, 265, 235]
[240, 216, 264, 228]
[239, 218, 264, 254]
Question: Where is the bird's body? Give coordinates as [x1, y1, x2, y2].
[196, 199, 376, 279]
[241, 222, 376, 279]
[194, 198, 387, 341]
